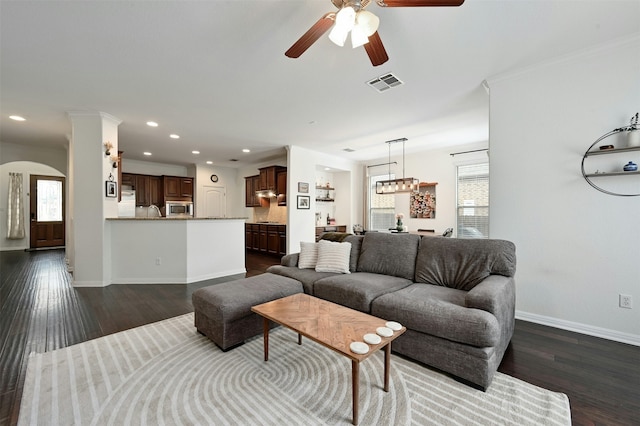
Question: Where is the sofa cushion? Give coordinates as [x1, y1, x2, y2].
[342, 235, 363, 272]
[356, 232, 420, 280]
[315, 240, 352, 273]
[414, 238, 516, 291]
[298, 242, 318, 269]
[266, 265, 337, 295]
[371, 284, 501, 347]
[313, 272, 412, 313]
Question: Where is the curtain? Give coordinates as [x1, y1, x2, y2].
[7, 172, 25, 239]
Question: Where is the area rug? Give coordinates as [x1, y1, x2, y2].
[19, 313, 571, 425]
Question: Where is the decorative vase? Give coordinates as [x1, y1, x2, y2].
[623, 161, 638, 172]
[396, 219, 403, 232]
[628, 130, 640, 148]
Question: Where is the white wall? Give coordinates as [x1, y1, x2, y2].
[194, 164, 240, 218]
[0, 161, 65, 251]
[0, 141, 67, 174]
[487, 35, 640, 344]
[287, 145, 362, 254]
[121, 158, 188, 177]
[365, 142, 488, 234]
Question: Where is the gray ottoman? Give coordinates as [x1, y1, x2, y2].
[192, 273, 303, 350]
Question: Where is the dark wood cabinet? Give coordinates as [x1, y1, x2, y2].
[258, 166, 285, 191]
[246, 223, 286, 255]
[259, 225, 268, 253]
[164, 176, 180, 198]
[245, 175, 269, 207]
[135, 174, 150, 206]
[276, 170, 287, 206]
[149, 176, 162, 207]
[121, 172, 135, 190]
[164, 176, 193, 200]
[121, 173, 150, 206]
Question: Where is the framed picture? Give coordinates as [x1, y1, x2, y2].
[298, 182, 309, 193]
[105, 181, 117, 198]
[297, 195, 310, 209]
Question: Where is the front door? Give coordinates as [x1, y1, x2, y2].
[30, 175, 65, 249]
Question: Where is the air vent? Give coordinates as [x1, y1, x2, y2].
[367, 72, 403, 93]
[229, 159, 239, 162]
[343, 148, 356, 152]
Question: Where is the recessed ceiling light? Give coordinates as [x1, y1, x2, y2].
[192, 150, 200, 155]
[10, 115, 26, 121]
[169, 134, 180, 139]
[206, 161, 213, 165]
[146, 121, 158, 127]
[143, 152, 152, 156]
[242, 149, 250, 153]
[325, 167, 331, 171]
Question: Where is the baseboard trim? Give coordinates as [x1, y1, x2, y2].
[516, 310, 640, 347]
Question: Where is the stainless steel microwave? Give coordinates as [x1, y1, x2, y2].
[166, 201, 193, 217]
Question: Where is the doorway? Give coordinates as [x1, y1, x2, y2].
[29, 175, 65, 248]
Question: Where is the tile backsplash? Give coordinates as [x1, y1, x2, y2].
[253, 199, 287, 223]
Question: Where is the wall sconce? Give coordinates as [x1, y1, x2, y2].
[110, 154, 120, 168]
[104, 141, 114, 156]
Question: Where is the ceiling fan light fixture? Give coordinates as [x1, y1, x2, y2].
[335, 6, 356, 31]
[356, 10, 379, 37]
[350, 25, 369, 48]
[329, 25, 349, 46]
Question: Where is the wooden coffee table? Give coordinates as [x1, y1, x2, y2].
[251, 293, 406, 425]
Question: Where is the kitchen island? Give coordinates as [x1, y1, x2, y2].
[106, 217, 247, 284]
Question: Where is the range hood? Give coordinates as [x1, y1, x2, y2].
[255, 189, 278, 198]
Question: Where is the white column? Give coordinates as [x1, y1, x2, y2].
[67, 111, 121, 287]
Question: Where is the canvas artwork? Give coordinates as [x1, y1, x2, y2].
[410, 183, 436, 218]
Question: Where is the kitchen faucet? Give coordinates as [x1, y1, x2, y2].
[148, 204, 162, 217]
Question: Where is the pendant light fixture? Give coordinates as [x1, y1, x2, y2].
[375, 138, 419, 195]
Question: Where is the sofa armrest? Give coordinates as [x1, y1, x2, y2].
[465, 275, 515, 339]
[281, 253, 299, 267]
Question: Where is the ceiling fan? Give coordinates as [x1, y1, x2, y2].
[285, 0, 465, 66]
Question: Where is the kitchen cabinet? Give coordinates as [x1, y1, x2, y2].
[259, 225, 268, 253]
[164, 176, 193, 200]
[149, 176, 162, 207]
[135, 174, 150, 206]
[245, 175, 269, 207]
[276, 170, 287, 206]
[121, 173, 150, 206]
[245, 223, 286, 255]
[258, 166, 275, 191]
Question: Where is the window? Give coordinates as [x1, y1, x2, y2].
[37, 179, 63, 222]
[369, 174, 395, 231]
[456, 163, 489, 238]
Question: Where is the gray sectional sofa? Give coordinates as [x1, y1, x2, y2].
[267, 231, 516, 390]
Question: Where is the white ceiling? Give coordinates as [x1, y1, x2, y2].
[1, 0, 638, 167]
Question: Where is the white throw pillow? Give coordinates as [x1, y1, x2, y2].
[315, 240, 352, 274]
[298, 242, 319, 269]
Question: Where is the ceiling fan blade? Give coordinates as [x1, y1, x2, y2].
[377, 0, 464, 6]
[364, 31, 389, 66]
[285, 13, 335, 59]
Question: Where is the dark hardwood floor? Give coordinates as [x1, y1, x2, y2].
[1, 249, 638, 425]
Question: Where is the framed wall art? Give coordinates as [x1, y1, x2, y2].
[105, 181, 118, 198]
[298, 182, 309, 193]
[297, 195, 310, 209]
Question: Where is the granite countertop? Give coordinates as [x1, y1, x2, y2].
[246, 222, 286, 225]
[107, 217, 248, 221]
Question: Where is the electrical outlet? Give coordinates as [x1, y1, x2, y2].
[155, 257, 162, 266]
[619, 294, 633, 309]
